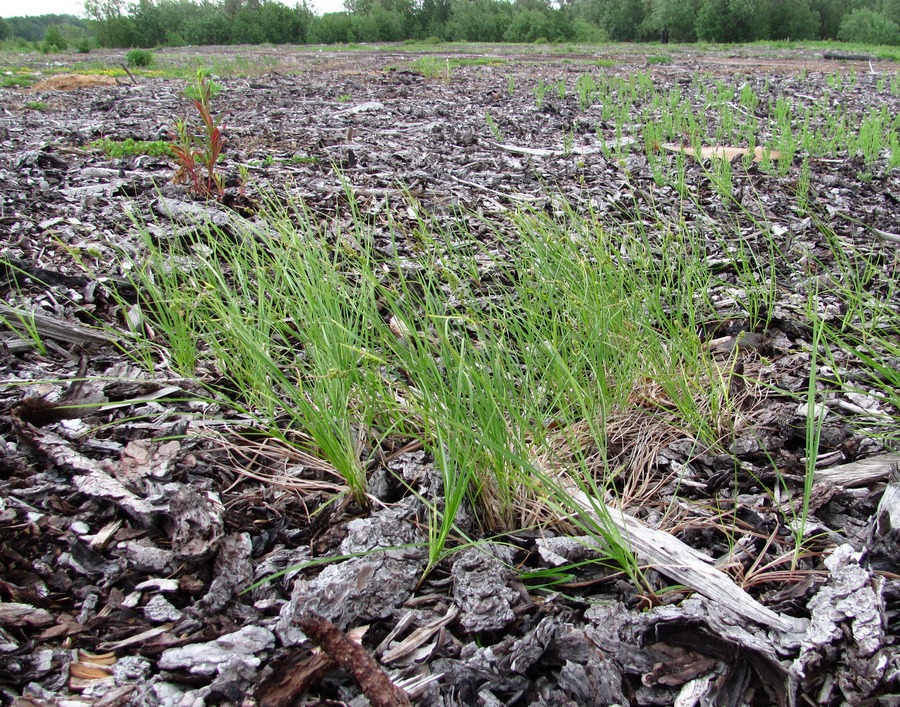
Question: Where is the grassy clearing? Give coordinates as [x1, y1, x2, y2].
[120, 159, 900, 585]
[14, 46, 882, 594]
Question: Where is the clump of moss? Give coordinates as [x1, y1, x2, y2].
[90, 138, 173, 158]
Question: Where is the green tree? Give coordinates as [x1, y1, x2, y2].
[293, 1, 315, 42]
[695, 0, 767, 42]
[503, 8, 571, 41]
[762, 0, 819, 39]
[504, 8, 550, 40]
[184, 12, 233, 44]
[570, 18, 607, 41]
[223, 0, 243, 17]
[838, 7, 900, 43]
[446, 0, 514, 41]
[593, 0, 645, 41]
[256, 1, 302, 42]
[345, 0, 413, 17]
[0, 17, 11, 40]
[641, 0, 699, 41]
[6, 14, 86, 41]
[418, 0, 452, 35]
[307, 11, 354, 42]
[881, 0, 900, 26]
[42, 24, 68, 51]
[84, 0, 136, 46]
[811, 0, 877, 38]
[351, 6, 409, 40]
[131, 0, 167, 46]
[231, 8, 267, 42]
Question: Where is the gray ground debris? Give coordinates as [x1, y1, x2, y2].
[389, 451, 441, 498]
[2, 48, 899, 707]
[207, 654, 264, 701]
[869, 466, 900, 572]
[385, 451, 476, 534]
[169, 486, 224, 563]
[451, 547, 526, 633]
[0, 603, 54, 627]
[586, 597, 794, 705]
[535, 536, 605, 566]
[556, 659, 626, 705]
[128, 678, 187, 707]
[436, 615, 626, 704]
[143, 594, 184, 623]
[114, 538, 176, 573]
[153, 195, 237, 230]
[794, 543, 889, 702]
[287, 502, 426, 630]
[198, 532, 253, 614]
[158, 625, 275, 678]
[112, 655, 151, 684]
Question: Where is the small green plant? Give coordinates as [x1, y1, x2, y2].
[562, 129, 574, 156]
[533, 78, 550, 108]
[796, 157, 811, 215]
[170, 68, 226, 199]
[646, 54, 672, 65]
[793, 287, 828, 567]
[709, 155, 733, 200]
[484, 111, 503, 141]
[454, 57, 506, 67]
[739, 82, 758, 112]
[126, 49, 154, 68]
[25, 101, 48, 111]
[0, 306, 47, 355]
[337, 93, 352, 103]
[507, 74, 515, 96]
[575, 73, 595, 112]
[411, 56, 451, 81]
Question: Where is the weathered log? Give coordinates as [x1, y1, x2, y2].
[823, 50, 873, 61]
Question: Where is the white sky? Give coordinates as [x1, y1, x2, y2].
[0, 0, 345, 19]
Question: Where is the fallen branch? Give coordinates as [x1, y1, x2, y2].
[566, 488, 806, 633]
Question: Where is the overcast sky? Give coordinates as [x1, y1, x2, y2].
[0, 0, 345, 19]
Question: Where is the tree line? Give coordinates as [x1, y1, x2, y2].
[3, 0, 900, 49]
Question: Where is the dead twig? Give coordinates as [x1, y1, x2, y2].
[120, 63, 138, 85]
[295, 612, 412, 707]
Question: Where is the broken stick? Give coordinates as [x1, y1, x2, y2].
[294, 612, 412, 707]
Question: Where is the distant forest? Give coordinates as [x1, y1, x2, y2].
[3, 0, 900, 49]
